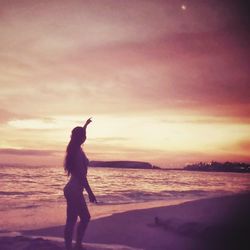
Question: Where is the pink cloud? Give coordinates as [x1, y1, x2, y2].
[1, 1, 248, 119]
[0, 148, 62, 156]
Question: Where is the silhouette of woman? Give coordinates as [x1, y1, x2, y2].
[64, 118, 97, 250]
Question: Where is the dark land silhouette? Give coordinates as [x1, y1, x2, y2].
[89, 160, 160, 169]
[184, 161, 250, 173]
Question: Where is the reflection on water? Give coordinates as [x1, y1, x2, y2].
[0, 165, 250, 211]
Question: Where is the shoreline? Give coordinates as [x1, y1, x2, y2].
[1, 192, 250, 250]
[0, 196, 202, 231]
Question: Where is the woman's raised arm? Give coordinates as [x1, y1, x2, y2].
[83, 118, 92, 130]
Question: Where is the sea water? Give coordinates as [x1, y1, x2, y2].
[1, 165, 250, 212]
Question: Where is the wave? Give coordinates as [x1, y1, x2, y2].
[0, 191, 50, 196]
[93, 189, 232, 205]
[15, 204, 40, 210]
[0, 191, 28, 196]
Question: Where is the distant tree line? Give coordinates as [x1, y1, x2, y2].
[184, 161, 250, 173]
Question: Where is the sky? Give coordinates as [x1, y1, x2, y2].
[0, 0, 249, 168]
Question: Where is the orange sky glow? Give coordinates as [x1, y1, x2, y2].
[0, 0, 249, 167]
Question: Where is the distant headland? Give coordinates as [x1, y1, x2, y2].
[89, 161, 161, 170]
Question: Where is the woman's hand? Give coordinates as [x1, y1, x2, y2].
[83, 118, 92, 128]
[88, 192, 97, 203]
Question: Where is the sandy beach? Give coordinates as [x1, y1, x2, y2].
[1, 192, 249, 250]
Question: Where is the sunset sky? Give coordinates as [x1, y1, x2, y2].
[0, 0, 249, 167]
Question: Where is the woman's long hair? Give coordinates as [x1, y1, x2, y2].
[64, 127, 85, 176]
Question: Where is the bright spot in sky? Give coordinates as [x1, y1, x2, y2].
[181, 5, 187, 10]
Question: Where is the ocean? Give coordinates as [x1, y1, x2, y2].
[1, 165, 250, 212]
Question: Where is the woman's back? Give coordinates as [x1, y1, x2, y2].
[65, 148, 88, 192]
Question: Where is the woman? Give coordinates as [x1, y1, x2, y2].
[64, 118, 97, 250]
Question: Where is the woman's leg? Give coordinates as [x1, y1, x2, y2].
[75, 194, 91, 248]
[64, 197, 78, 250]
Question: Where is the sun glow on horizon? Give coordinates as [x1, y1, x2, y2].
[2, 114, 250, 167]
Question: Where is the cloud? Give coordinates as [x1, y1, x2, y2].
[0, 148, 62, 156]
[0, 1, 249, 119]
[160, 116, 250, 125]
[90, 137, 130, 143]
[0, 108, 32, 123]
[231, 140, 250, 153]
[0, 1, 249, 167]
[0, 109, 15, 122]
